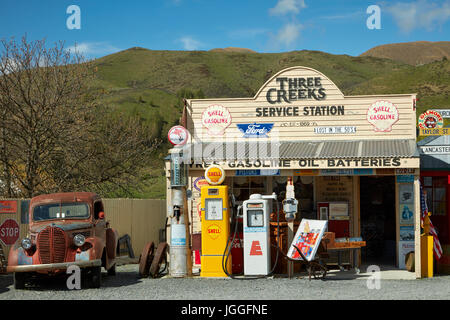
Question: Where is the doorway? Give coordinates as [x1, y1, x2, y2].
[360, 176, 396, 266]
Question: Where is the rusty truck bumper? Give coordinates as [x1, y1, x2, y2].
[7, 259, 102, 273]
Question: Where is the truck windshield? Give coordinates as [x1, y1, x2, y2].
[33, 202, 90, 221]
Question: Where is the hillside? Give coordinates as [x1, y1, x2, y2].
[92, 47, 450, 198]
[360, 41, 450, 65]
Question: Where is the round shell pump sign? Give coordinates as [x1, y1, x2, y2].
[205, 165, 225, 185]
[418, 110, 443, 129]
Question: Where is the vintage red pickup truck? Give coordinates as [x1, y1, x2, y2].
[7, 192, 119, 289]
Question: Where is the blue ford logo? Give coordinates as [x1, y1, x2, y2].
[237, 123, 274, 138]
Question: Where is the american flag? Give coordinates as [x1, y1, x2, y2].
[420, 183, 443, 260]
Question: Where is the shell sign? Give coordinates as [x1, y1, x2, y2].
[207, 224, 221, 240]
[205, 165, 225, 185]
[367, 100, 399, 132]
[201, 105, 232, 135]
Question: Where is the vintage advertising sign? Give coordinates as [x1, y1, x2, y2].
[168, 125, 189, 146]
[235, 169, 280, 176]
[201, 105, 232, 135]
[237, 123, 274, 138]
[0, 200, 17, 214]
[398, 241, 415, 269]
[287, 219, 327, 261]
[204, 164, 225, 185]
[193, 176, 209, 191]
[418, 110, 443, 129]
[400, 203, 414, 225]
[420, 146, 450, 155]
[0, 218, 20, 246]
[367, 100, 399, 132]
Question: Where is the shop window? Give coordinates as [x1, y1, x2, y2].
[272, 176, 314, 215]
[231, 176, 266, 202]
[424, 177, 447, 216]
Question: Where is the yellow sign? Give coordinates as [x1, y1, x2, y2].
[204, 165, 225, 185]
[420, 128, 450, 136]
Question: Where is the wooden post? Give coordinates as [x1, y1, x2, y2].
[287, 221, 294, 278]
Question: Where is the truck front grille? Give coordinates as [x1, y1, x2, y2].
[37, 226, 67, 264]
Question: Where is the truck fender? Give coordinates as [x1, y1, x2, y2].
[106, 228, 119, 259]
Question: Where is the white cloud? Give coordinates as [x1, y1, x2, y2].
[273, 22, 303, 48]
[66, 42, 121, 56]
[178, 36, 202, 50]
[385, 0, 450, 33]
[269, 0, 306, 16]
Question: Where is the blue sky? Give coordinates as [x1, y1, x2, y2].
[1, 0, 449, 58]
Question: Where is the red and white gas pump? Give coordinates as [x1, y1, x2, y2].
[242, 193, 277, 276]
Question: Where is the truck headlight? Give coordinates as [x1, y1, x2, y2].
[73, 234, 86, 247]
[21, 238, 32, 250]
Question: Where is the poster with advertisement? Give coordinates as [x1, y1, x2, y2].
[398, 241, 415, 269]
[287, 219, 327, 261]
[399, 184, 414, 204]
[0, 200, 17, 214]
[400, 226, 415, 241]
[400, 203, 414, 225]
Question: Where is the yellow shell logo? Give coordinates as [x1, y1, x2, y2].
[207, 224, 221, 240]
[205, 165, 225, 185]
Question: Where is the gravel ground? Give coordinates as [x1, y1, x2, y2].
[1, 264, 449, 300]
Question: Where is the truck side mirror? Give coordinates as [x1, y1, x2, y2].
[98, 211, 105, 219]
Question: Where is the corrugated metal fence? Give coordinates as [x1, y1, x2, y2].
[0, 199, 166, 263]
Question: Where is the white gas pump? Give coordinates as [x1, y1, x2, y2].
[243, 193, 276, 276]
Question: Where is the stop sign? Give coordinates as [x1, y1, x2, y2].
[0, 219, 20, 246]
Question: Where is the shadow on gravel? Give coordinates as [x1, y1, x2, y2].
[0, 275, 13, 294]
[11, 270, 142, 291]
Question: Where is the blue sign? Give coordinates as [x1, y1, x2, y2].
[235, 169, 280, 176]
[353, 169, 374, 175]
[396, 175, 414, 183]
[237, 123, 274, 138]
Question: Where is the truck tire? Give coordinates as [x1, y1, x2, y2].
[90, 266, 102, 288]
[107, 264, 116, 276]
[13, 272, 26, 289]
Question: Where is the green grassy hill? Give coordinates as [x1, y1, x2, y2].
[92, 46, 450, 198]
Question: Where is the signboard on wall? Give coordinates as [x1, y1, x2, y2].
[0, 200, 17, 214]
[188, 66, 416, 142]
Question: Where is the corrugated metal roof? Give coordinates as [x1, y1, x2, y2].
[185, 139, 418, 162]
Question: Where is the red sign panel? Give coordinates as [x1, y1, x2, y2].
[0, 219, 20, 245]
[0, 200, 17, 214]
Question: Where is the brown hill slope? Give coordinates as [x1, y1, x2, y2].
[360, 41, 450, 65]
[209, 47, 257, 53]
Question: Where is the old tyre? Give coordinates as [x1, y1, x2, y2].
[107, 264, 116, 276]
[13, 272, 26, 289]
[139, 242, 155, 278]
[90, 266, 102, 288]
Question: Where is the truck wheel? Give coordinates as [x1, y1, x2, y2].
[13, 272, 26, 290]
[90, 266, 102, 288]
[107, 264, 116, 276]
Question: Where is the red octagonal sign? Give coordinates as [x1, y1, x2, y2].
[0, 219, 20, 246]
